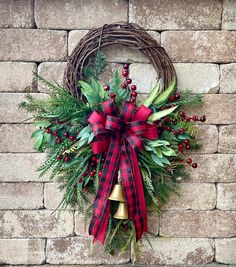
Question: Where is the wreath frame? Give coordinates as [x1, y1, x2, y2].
[64, 22, 176, 100]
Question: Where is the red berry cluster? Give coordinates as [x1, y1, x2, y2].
[186, 157, 198, 168]
[45, 127, 77, 163]
[178, 139, 191, 153]
[179, 111, 206, 123]
[121, 64, 138, 103]
[103, 63, 138, 103]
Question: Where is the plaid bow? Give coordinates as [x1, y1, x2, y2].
[88, 99, 158, 244]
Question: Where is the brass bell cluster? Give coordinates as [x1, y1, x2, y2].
[108, 172, 128, 220]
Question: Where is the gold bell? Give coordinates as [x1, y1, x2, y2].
[108, 171, 129, 220]
[108, 172, 126, 202]
[114, 202, 128, 219]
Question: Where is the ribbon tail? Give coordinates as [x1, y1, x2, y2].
[131, 149, 148, 234]
[89, 133, 121, 244]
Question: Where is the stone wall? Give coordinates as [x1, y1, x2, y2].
[0, 0, 235, 266]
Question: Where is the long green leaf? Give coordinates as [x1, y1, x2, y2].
[148, 105, 178, 122]
[143, 80, 163, 107]
[153, 79, 176, 106]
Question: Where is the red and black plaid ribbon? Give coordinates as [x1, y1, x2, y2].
[88, 100, 158, 244]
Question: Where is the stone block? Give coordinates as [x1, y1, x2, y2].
[161, 31, 236, 63]
[160, 210, 236, 237]
[129, 0, 222, 30]
[35, 0, 128, 29]
[0, 182, 43, 209]
[0, 0, 34, 28]
[134, 237, 214, 265]
[0, 29, 67, 61]
[0, 62, 37, 92]
[0, 153, 49, 182]
[46, 236, 130, 264]
[0, 238, 45, 264]
[0, 210, 74, 238]
[217, 183, 236, 210]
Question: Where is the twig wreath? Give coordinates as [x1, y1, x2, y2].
[19, 22, 206, 255]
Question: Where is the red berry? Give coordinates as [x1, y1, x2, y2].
[69, 136, 76, 141]
[98, 171, 102, 177]
[186, 117, 191, 122]
[179, 159, 184, 163]
[187, 158, 192, 164]
[104, 85, 110, 91]
[122, 70, 128, 77]
[200, 115, 206, 122]
[82, 172, 87, 177]
[178, 143, 184, 150]
[184, 139, 189, 144]
[110, 92, 116, 98]
[131, 91, 138, 97]
[57, 155, 62, 161]
[179, 128, 184, 134]
[53, 130, 58, 136]
[169, 95, 175, 101]
[96, 158, 100, 164]
[121, 82, 126, 89]
[126, 78, 132, 84]
[45, 128, 51, 134]
[164, 116, 170, 122]
[193, 115, 199, 121]
[91, 156, 97, 162]
[161, 106, 167, 110]
[179, 111, 185, 117]
[56, 137, 62, 144]
[64, 132, 70, 138]
[130, 98, 135, 103]
[186, 144, 191, 150]
[64, 155, 70, 162]
[192, 163, 198, 168]
[173, 118, 178, 124]
[56, 119, 62, 125]
[123, 63, 129, 69]
[90, 170, 96, 177]
[165, 126, 171, 132]
[175, 94, 180, 99]
[131, 84, 137, 91]
[90, 162, 95, 167]
[173, 130, 178, 136]
[79, 178, 83, 183]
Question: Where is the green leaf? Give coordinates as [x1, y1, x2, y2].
[79, 80, 102, 103]
[155, 147, 163, 158]
[88, 132, 94, 144]
[159, 156, 171, 165]
[143, 80, 163, 107]
[35, 133, 44, 151]
[177, 134, 191, 140]
[78, 125, 91, 139]
[153, 79, 176, 106]
[147, 140, 170, 147]
[161, 147, 176, 156]
[148, 105, 178, 122]
[91, 78, 105, 99]
[31, 129, 44, 139]
[151, 154, 164, 167]
[35, 121, 51, 128]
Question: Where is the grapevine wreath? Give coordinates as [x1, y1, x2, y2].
[20, 23, 206, 254]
